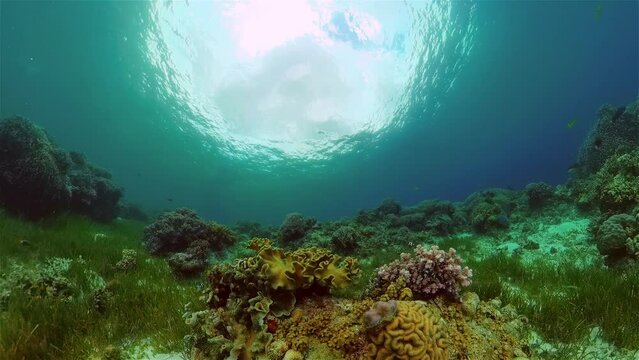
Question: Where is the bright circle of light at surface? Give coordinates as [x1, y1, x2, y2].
[147, 0, 475, 163]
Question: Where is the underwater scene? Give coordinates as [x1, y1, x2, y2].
[0, 0, 638, 359]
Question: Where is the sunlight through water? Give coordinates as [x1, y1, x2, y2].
[146, 0, 476, 165]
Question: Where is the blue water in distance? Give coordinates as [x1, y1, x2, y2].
[1, 1, 637, 224]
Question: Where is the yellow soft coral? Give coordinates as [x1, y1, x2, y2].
[367, 301, 448, 360]
[253, 238, 360, 291]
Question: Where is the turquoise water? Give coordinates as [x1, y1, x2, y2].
[1, 0, 637, 224]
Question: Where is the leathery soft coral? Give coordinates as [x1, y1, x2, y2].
[374, 245, 472, 300]
[205, 238, 360, 313]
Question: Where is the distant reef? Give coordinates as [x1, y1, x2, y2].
[0, 116, 124, 221]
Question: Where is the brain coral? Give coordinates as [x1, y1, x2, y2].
[366, 301, 448, 360]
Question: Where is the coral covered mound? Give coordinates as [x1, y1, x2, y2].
[374, 245, 472, 300]
[0, 116, 72, 218]
[594, 213, 639, 261]
[143, 208, 232, 255]
[577, 100, 639, 176]
[366, 300, 448, 360]
[593, 150, 639, 212]
[0, 116, 123, 221]
[142, 208, 237, 277]
[279, 213, 317, 243]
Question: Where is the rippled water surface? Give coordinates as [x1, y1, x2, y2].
[1, 0, 637, 223]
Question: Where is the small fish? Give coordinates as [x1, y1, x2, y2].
[413, 186, 420, 192]
[167, 198, 174, 202]
[567, 118, 578, 129]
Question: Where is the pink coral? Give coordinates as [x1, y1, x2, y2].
[375, 245, 472, 299]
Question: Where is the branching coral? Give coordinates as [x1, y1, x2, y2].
[366, 300, 448, 360]
[374, 245, 472, 300]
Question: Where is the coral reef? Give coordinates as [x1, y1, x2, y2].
[0, 258, 75, 302]
[373, 245, 472, 300]
[279, 213, 317, 243]
[463, 189, 517, 233]
[395, 200, 460, 235]
[118, 202, 149, 221]
[205, 238, 360, 309]
[275, 297, 370, 358]
[594, 213, 639, 261]
[374, 199, 402, 217]
[0, 116, 123, 221]
[331, 225, 363, 254]
[576, 100, 639, 176]
[186, 239, 362, 358]
[114, 249, 137, 272]
[209, 222, 238, 250]
[142, 209, 237, 277]
[142, 208, 213, 255]
[234, 220, 274, 238]
[525, 182, 554, 210]
[592, 150, 639, 212]
[0, 116, 72, 218]
[67, 152, 123, 222]
[366, 300, 448, 360]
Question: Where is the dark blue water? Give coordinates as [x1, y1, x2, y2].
[1, 1, 637, 224]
